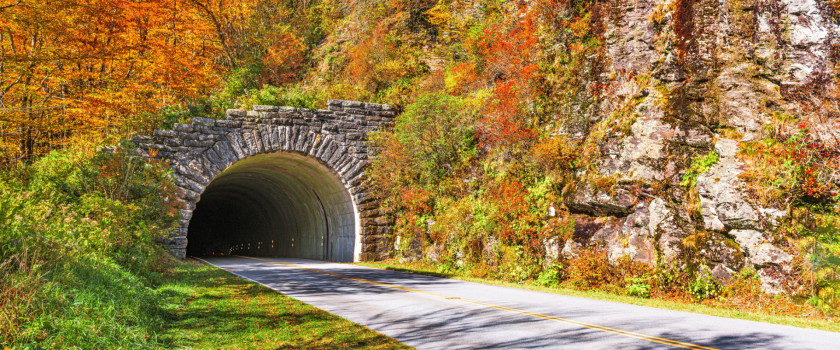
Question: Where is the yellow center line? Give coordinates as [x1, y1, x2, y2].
[234, 256, 717, 350]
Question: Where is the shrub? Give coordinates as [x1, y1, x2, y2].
[626, 277, 651, 298]
[0, 141, 179, 346]
[240, 84, 321, 110]
[388, 92, 478, 185]
[496, 245, 540, 282]
[565, 247, 617, 289]
[531, 135, 581, 181]
[536, 264, 563, 287]
[2, 142, 177, 262]
[687, 265, 722, 301]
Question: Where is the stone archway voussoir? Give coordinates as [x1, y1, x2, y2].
[134, 100, 396, 261]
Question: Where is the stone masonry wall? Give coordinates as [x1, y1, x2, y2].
[133, 100, 395, 260]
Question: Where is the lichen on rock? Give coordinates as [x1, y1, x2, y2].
[552, 0, 840, 294]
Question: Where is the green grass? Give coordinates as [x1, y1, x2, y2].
[356, 261, 840, 333]
[3, 257, 170, 349]
[3, 256, 409, 349]
[159, 259, 410, 349]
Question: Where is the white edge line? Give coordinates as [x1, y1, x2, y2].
[192, 256, 289, 294]
[190, 256, 403, 341]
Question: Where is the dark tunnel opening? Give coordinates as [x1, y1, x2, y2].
[186, 152, 358, 262]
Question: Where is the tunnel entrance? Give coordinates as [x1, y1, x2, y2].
[186, 152, 359, 262]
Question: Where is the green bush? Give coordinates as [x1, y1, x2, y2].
[0, 141, 179, 347]
[372, 92, 478, 188]
[0, 142, 178, 264]
[240, 84, 321, 110]
[626, 277, 651, 298]
[687, 266, 722, 301]
[536, 264, 563, 287]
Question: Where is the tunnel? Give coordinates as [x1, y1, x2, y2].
[186, 152, 359, 262]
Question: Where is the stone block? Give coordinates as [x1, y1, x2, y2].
[173, 123, 195, 132]
[342, 100, 364, 108]
[364, 102, 383, 110]
[226, 109, 247, 118]
[215, 119, 241, 128]
[154, 129, 176, 137]
[192, 117, 216, 126]
[184, 139, 213, 147]
[253, 105, 279, 112]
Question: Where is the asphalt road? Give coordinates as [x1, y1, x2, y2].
[200, 256, 840, 349]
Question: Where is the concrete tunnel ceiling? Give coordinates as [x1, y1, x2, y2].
[186, 152, 359, 262]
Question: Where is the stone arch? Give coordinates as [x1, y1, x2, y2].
[185, 152, 358, 261]
[133, 100, 395, 261]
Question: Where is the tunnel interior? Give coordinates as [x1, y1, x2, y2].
[186, 152, 358, 262]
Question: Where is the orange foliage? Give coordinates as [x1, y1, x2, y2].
[261, 32, 306, 86]
[185, 0, 259, 67]
[564, 247, 619, 289]
[489, 180, 533, 243]
[400, 186, 433, 218]
[532, 135, 581, 175]
[0, 0, 220, 165]
[445, 61, 479, 94]
[469, 4, 544, 149]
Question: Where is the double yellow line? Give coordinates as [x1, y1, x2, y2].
[234, 256, 717, 350]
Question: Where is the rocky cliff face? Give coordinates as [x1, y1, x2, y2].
[559, 0, 839, 293]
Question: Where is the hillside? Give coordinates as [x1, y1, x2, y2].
[1, 0, 839, 343]
[299, 0, 840, 309]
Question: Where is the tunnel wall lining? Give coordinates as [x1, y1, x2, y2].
[187, 153, 358, 261]
[134, 100, 396, 261]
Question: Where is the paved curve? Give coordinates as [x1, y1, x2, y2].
[200, 256, 839, 349]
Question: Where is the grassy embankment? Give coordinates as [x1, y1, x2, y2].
[162, 258, 408, 349]
[358, 260, 840, 333]
[2, 254, 408, 349]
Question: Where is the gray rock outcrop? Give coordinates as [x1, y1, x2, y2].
[553, 0, 839, 294]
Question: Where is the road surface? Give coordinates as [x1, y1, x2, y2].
[199, 256, 840, 349]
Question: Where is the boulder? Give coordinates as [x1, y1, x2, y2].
[543, 236, 562, 262]
[750, 243, 792, 267]
[729, 229, 764, 255]
[599, 118, 675, 182]
[562, 239, 583, 260]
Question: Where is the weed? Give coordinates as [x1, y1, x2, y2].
[536, 264, 563, 287]
[626, 277, 652, 298]
[687, 266, 722, 301]
[681, 150, 719, 187]
[565, 247, 617, 289]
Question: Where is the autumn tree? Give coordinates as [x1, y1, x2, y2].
[188, 0, 343, 96]
[0, 0, 220, 166]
